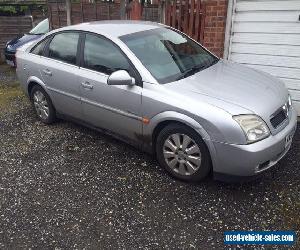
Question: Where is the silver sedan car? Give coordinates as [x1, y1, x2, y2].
[16, 21, 297, 182]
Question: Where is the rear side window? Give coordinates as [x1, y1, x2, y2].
[31, 38, 49, 56]
[83, 34, 131, 75]
[48, 32, 79, 65]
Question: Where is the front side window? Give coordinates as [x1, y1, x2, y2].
[120, 28, 218, 84]
[48, 32, 79, 65]
[83, 34, 131, 75]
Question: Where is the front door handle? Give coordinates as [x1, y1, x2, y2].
[81, 81, 94, 90]
[42, 69, 52, 76]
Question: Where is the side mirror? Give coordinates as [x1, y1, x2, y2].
[107, 70, 135, 86]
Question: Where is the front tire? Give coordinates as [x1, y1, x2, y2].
[156, 124, 211, 182]
[30, 85, 56, 124]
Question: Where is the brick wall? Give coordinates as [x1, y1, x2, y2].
[202, 0, 228, 58]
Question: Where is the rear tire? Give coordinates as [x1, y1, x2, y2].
[30, 85, 56, 124]
[156, 123, 211, 182]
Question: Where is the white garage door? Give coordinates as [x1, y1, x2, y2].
[228, 0, 300, 114]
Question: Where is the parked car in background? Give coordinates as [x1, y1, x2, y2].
[16, 21, 297, 182]
[4, 18, 49, 67]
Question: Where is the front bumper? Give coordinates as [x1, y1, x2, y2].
[4, 49, 16, 66]
[211, 107, 297, 180]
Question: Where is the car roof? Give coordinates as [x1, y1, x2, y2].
[56, 20, 164, 38]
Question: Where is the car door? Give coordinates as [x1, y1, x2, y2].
[40, 31, 82, 119]
[78, 33, 142, 145]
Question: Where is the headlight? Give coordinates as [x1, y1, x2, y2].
[233, 115, 270, 143]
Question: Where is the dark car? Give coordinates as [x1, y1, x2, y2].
[4, 18, 49, 67]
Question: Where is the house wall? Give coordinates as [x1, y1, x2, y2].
[203, 0, 228, 58]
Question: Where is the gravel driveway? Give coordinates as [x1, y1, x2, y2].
[0, 64, 299, 249]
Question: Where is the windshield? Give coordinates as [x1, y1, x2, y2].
[29, 19, 49, 35]
[120, 28, 218, 84]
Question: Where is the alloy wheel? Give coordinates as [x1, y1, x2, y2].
[33, 90, 49, 120]
[163, 133, 202, 176]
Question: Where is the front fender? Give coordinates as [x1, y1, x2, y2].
[143, 111, 218, 169]
[146, 111, 212, 140]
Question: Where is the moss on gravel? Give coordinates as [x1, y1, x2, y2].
[0, 64, 26, 113]
[0, 85, 24, 108]
[0, 64, 17, 82]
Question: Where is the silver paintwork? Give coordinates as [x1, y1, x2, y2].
[16, 21, 298, 179]
[107, 70, 135, 86]
[163, 133, 202, 175]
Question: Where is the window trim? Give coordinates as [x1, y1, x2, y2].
[79, 31, 143, 87]
[44, 30, 82, 66]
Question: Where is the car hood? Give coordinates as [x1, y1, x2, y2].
[165, 60, 288, 117]
[6, 34, 42, 52]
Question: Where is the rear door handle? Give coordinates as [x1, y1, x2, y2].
[81, 81, 94, 90]
[43, 69, 52, 76]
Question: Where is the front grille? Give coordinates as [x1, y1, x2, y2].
[270, 109, 287, 128]
[4, 50, 15, 61]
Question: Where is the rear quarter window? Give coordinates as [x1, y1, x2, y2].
[30, 38, 49, 56]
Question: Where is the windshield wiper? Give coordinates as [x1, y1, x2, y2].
[176, 64, 207, 80]
[176, 58, 220, 81]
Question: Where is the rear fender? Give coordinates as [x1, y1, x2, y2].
[26, 76, 47, 96]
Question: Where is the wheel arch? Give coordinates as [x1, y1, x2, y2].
[146, 111, 218, 169]
[26, 77, 56, 113]
[26, 76, 47, 97]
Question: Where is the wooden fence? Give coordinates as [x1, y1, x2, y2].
[0, 16, 33, 60]
[126, 1, 162, 22]
[48, 1, 121, 29]
[165, 0, 205, 43]
[142, 4, 161, 22]
[126, 0, 205, 43]
[47, 0, 206, 44]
